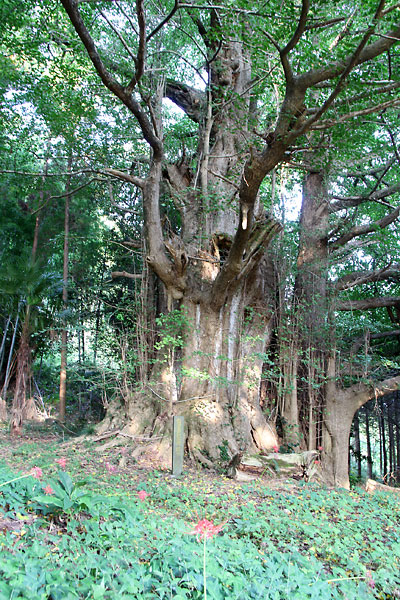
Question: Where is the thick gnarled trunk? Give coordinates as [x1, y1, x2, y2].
[98, 263, 279, 464]
[180, 291, 277, 463]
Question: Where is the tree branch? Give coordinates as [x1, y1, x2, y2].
[262, 30, 293, 84]
[381, 114, 400, 166]
[281, 0, 309, 56]
[146, 0, 180, 42]
[343, 157, 395, 180]
[60, 0, 162, 158]
[383, 2, 400, 15]
[291, 1, 390, 137]
[305, 16, 346, 31]
[111, 271, 143, 279]
[297, 21, 400, 91]
[351, 329, 400, 354]
[126, 0, 146, 92]
[334, 265, 400, 291]
[337, 296, 400, 311]
[32, 178, 100, 214]
[338, 373, 400, 411]
[306, 81, 400, 115]
[210, 216, 282, 309]
[310, 98, 400, 131]
[103, 168, 145, 188]
[165, 80, 205, 122]
[330, 205, 400, 249]
[331, 182, 400, 211]
[98, 8, 137, 62]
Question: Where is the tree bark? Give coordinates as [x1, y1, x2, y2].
[281, 170, 330, 451]
[396, 392, 400, 482]
[11, 306, 32, 434]
[388, 398, 395, 481]
[323, 365, 400, 489]
[59, 159, 71, 422]
[379, 405, 388, 479]
[365, 403, 373, 479]
[353, 411, 362, 479]
[0, 315, 12, 385]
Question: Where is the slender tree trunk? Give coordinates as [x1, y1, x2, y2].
[59, 159, 71, 422]
[379, 407, 383, 475]
[379, 403, 388, 479]
[0, 314, 12, 379]
[81, 322, 85, 363]
[78, 324, 81, 364]
[93, 251, 106, 365]
[10, 158, 49, 433]
[353, 411, 362, 479]
[1, 308, 20, 403]
[280, 339, 300, 448]
[31, 215, 40, 262]
[365, 403, 373, 479]
[388, 398, 395, 481]
[0, 314, 12, 420]
[93, 298, 101, 366]
[395, 392, 400, 482]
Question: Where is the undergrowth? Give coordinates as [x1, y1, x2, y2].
[0, 437, 399, 599]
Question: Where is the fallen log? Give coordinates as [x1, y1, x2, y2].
[365, 478, 400, 495]
[229, 451, 319, 482]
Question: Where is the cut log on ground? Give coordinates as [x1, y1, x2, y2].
[365, 479, 400, 495]
[229, 451, 319, 482]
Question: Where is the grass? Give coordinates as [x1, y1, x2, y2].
[0, 428, 399, 599]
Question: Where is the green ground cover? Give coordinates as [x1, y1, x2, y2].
[0, 432, 399, 599]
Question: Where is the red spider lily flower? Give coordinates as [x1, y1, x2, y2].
[272, 445, 279, 453]
[191, 518, 224, 541]
[314, 459, 320, 465]
[31, 467, 43, 480]
[318, 446, 324, 452]
[55, 458, 67, 469]
[43, 484, 54, 495]
[137, 490, 150, 501]
[105, 462, 117, 474]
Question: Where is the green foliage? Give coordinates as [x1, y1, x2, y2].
[218, 440, 230, 463]
[155, 308, 190, 351]
[0, 466, 41, 512]
[0, 253, 61, 309]
[32, 470, 98, 516]
[1, 448, 400, 600]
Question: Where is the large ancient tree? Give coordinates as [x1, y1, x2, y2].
[58, 0, 400, 475]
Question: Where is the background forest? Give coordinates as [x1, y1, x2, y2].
[1, 0, 400, 492]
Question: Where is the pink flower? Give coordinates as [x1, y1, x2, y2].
[191, 518, 224, 541]
[318, 446, 324, 452]
[55, 458, 67, 469]
[314, 459, 320, 465]
[137, 490, 149, 501]
[43, 484, 54, 495]
[366, 571, 375, 589]
[105, 462, 117, 474]
[272, 445, 279, 453]
[31, 467, 43, 480]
